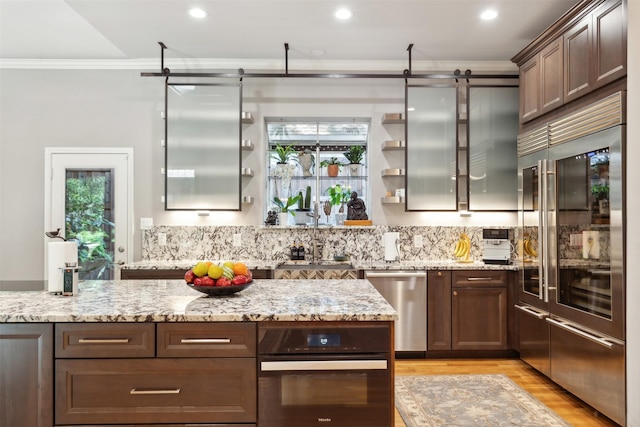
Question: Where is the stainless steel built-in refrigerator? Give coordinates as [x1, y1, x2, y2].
[516, 92, 626, 425]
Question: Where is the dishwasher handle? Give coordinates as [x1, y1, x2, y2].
[364, 271, 426, 279]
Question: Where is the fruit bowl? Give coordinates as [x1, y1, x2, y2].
[186, 281, 252, 297]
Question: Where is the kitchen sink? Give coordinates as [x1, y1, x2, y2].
[274, 261, 357, 279]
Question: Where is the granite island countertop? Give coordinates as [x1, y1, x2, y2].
[121, 259, 518, 271]
[0, 279, 397, 323]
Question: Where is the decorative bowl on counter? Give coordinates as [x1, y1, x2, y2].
[186, 282, 252, 297]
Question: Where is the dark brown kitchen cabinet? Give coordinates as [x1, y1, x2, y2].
[427, 270, 509, 352]
[519, 38, 564, 123]
[120, 268, 272, 280]
[0, 323, 53, 427]
[55, 322, 257, 426]
[564, 0, 626, 103]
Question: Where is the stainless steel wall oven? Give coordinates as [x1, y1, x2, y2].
[257, 322, 392, 427]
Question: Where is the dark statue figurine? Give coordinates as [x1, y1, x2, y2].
[265, 210, 278, 225]
[347, 191, 368, 220]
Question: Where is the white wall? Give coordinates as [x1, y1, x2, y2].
[0, 69, 517, 281]
[625, 0, 639, 424]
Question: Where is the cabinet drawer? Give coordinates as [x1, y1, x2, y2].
[157, 322, 256, 357]
[55, 323, 155, 358]
[55, 358, 257, 425]
[452, 270, 507, 287]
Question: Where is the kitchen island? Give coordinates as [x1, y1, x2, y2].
[0, 279, 397, 427]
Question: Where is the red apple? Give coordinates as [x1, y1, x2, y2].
[231, 275, 248, 286]
[216, 277, 232, 287]
[193, 277, 204, 286]
[200, 276, 215, 287]
[184, 269, 196, 284]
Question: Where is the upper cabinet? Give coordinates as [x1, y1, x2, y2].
[519, 38, 564, 123]
[165, 83, 243, 210]
[514, 0, 626, 124]
[405, 86, 458, 211]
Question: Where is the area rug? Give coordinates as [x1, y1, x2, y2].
[395, 374, 570, 427]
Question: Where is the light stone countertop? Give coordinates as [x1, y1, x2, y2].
[0, 279, 397, 323]
[121, 259, 518, 271]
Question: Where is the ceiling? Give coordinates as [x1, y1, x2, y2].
[0, 0, 580, 70]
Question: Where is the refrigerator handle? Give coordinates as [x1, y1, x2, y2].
[546, 318, 620, 349]
[537, 159, 545, 302]
[515, 304, 548, 319]
[542, 159, 552, 304]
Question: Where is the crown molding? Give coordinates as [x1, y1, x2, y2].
[0, 57, 517, 74]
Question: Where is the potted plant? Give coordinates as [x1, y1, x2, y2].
[273, 194, 301, 227]
[326, 184, 351, 224]
[343, 145, 365, 176]
[320, 157, 346, 177]
[293, 186, 313, 224]
[271, 143, 297, 164]
[271, 143, 297, 197]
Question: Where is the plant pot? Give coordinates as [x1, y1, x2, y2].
[298, 153, 313, 177]
[327, 164, 339, 177]
[293, 210, 311, 225]
[348, 163, 362, 176]
[278, 212, 289, 227]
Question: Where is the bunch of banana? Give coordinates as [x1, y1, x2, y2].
[523, 237, 537, 258]
[454, 233, 472, 262]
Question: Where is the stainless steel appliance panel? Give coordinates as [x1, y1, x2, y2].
[257, 323, 392, 427]
[364, 271, 427, 352]
[549, 317, 625, 425]
[548, 125, 624, 339]
[515, 304, 550, 376]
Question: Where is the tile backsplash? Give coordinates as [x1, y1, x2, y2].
[142, 225, 516, 263]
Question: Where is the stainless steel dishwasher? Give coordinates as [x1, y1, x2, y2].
[364, 271, 427, 353]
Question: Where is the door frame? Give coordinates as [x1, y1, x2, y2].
[44, 147, 134, 280]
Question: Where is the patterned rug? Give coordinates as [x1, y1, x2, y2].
[395, 374, 570, 427]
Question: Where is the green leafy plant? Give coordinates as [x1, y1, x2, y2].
[326, 184, 351, 212]
[273, 195, 301, 216]
[270, 143, 297, 164]
[319, 157, 346, 168]
[591, 183, 609, 200]
[343, 145, 365, 164]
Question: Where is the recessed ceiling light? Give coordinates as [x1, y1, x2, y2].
[480, 9, 498, 20]
[335, 8, 353, 20]
[310, 49, 326, 57]
[189, 8, 208, 19]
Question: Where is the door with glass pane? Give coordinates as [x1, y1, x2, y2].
[548, 125, 624, 339]
[46, 149, 132, 281]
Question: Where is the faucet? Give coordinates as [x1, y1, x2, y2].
[312, 237, 324, 263]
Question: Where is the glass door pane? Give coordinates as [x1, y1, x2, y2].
[65, 169, 115, 280]
[166, 83, 242, 210]
[406, 86, 457, 210]
[556, 148, 612, 319]
[468, 86, 519, 210]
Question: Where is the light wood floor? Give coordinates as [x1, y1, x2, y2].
[394, 358, 620, 427]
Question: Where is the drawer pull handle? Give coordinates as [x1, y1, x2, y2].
[130, 388, 181, 395]
[78, 338, 131, 344]
[466, 277, 492, 281]
[180, 338, 231, 344]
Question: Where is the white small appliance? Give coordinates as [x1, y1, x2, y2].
[47, 241, 79, 294]
[383, 232, 400, 262]
[482, 229, 511, 265]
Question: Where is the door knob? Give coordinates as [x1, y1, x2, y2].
[118, 246, 125, 253]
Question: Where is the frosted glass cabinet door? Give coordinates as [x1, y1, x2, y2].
[406, 86, 457, 211]
[468, 86, 519, 211]
[166, 83, 241, 210]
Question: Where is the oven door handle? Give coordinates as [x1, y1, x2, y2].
[260, 359, 388, 371]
